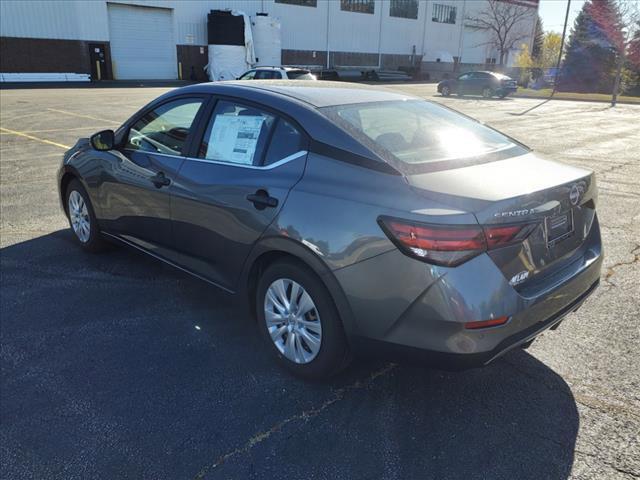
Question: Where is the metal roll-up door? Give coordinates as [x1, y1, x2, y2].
[108, 4, 176, 80]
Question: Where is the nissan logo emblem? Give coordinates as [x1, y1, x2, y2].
[569, 184, 581, 206]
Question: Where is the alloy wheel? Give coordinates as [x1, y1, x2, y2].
[442, 86, 450, 96]
[68, 190, 91, 243]
[482, 87, 492, 98]
[264, 278, 322, 364]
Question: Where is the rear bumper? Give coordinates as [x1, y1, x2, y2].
[352, 278, 599, 370]
[335, 217, 603, 369]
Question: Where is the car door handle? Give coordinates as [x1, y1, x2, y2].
[150, 172, 171, 188]
[246, 190, 278, 210]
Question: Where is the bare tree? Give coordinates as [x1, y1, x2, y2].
[466, 0, 535, 66]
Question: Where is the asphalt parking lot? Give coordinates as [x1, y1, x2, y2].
[1, 83, 639, 480]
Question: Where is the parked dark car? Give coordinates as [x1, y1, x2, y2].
[58, 81, 601, 379]
[438, 71, 518, 98]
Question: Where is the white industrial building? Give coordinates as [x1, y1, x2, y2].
[0, 0, 538, 82]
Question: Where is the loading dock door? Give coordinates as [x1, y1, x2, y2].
[108, 4, 176, 80]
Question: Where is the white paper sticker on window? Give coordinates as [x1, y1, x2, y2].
[206, 115, 265, 165]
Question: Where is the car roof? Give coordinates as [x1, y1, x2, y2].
[179, 80, 417, 108]
[254, 66, 308, 71]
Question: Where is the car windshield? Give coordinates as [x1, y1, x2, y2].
[321, 100, 526, 171]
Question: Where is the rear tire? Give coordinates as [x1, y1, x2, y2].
[256, 259, 351, 379]
[482, 87, 493, 98]
[65, 179, 107, 253]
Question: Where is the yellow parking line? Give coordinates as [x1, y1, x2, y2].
[47, 108, 120, 124]
[0, 127, 70, 150]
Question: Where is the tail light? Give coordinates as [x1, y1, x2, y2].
[378, 216, 536, 267]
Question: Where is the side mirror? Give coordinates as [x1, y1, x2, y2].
[91, 129, 115, 151]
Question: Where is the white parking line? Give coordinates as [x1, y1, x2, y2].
[46, 108, 120, 124]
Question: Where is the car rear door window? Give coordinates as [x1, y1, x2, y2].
[126, 98, 204, 155]
[198, 100, 276, 165]
[263, 119, 306, 166]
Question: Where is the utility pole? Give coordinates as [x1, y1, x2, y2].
[551, 0, 571, 97]
[611, 51, 624, 107]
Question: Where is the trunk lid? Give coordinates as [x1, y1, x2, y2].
[406, 153, 597, 290]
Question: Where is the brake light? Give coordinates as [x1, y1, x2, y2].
[464, 316, 510, 329]
[378, 217, 536, 267]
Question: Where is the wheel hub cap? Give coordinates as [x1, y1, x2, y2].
[264, 278, 322, 364]
[68, 190, 90, 243]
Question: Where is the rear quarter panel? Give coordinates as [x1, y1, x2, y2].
[271, 153, 479, 271]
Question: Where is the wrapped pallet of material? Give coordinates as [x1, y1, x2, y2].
[251, 14, 282, 67]
[206, 10, 255, 81]
[209, 45, 250, 81]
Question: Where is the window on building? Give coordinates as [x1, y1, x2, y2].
[274, 0, 317, 7]
[341, 0, 375, 14]
[485, 58, 497, 65]
[390, 0, 418, 19]
[432, 3, 456, 24]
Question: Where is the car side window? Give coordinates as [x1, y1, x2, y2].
[263, 119, 306, 166]
[458, 73, 470, 81]
[198, 100, 276, 165]
[255, 70, 278, 79]
[239, 70, 256, 80]
[126, 98, 204, 155]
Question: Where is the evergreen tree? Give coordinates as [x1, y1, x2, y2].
[531, 16, 544, 80]
[560, 0, 623, 93]
[532, 16, 544, 61]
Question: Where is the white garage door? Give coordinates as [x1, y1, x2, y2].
[108, 4, 176, 80]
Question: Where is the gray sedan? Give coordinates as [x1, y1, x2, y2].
[57, 81, 602, 378]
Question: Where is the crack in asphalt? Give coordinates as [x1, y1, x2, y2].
[193, 363, 397, 480]
[604, 244, 640, 287]
[574, 392, 640, 421]
[574, 449, 640, 478]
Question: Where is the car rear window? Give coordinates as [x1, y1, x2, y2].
[287, 70, 315, 80]
[320, 100, 527, 172]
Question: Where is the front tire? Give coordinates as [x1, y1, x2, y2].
[441, 86, 451, 97]
[65, 179, 107, 252]
[256, 259, 351, 379]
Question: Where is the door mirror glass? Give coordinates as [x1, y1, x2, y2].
[91, 129, 115, 151]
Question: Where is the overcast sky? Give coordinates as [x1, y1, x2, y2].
[538, 0, 587, 34]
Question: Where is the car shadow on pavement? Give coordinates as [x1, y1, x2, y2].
[1, 230, 578, 480]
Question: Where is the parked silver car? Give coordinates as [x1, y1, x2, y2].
[58, 81, 602, 378]
[237, 66, 317, 80]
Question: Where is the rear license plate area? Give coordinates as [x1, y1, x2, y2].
[546, 210, 574, 245]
